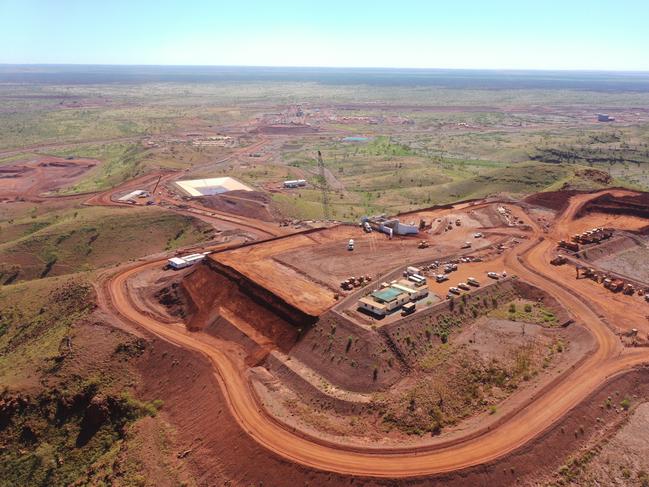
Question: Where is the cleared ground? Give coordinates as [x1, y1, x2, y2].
[0, 155, 99, 201]
[212, 203, 514, 316]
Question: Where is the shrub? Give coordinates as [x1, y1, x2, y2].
[508, 303, 516, 313]
[524, 304, 532, 313]
[620, 398, 631, 410]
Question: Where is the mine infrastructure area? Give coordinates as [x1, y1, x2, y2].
[97, 188, 649, 478]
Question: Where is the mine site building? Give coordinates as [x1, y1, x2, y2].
[283, 179, 307, 188]
[358, 287, 410, 316]
[118, 189, 150, 202]
[391, 281, 429, 300]
[361, 215, 419, 238]
[167, 253, 207, 270]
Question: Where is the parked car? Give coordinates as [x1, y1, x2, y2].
[449, 287, 461, 295]
[487, 272, 500, 279]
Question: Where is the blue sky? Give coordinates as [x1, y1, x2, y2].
[1, 0, 648, 70]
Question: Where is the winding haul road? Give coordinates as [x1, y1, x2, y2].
[102, 190, 649, 478]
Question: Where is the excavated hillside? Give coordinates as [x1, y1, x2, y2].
[576, 192, 649, 221]
[180, 260, 313, 362]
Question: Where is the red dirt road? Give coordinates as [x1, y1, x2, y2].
[102, 190, 649, 477]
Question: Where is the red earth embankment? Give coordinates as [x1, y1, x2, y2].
[195, 190, 279, 222]
[180, 260, 316, 356]
[575, 192, 649, 221]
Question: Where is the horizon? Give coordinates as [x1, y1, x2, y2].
[3, 64, 649, 74]
[4, 64, 649, 91]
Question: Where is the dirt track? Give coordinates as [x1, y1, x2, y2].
[81, 137, 284, 239]
[101, 190, 649, 477]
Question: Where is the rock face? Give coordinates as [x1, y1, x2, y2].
[181, 261, 305, 350]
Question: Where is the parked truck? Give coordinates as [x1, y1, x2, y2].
[558, 240, 580, 252]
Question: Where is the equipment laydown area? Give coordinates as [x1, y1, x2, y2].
[103, 189, 649, 479]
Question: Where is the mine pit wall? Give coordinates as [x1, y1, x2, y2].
[206, 258, 318, 328]
[382, 278, 572, 367]
[180, 260, 312, 353]
[576, 192, 649, 221]
[288, 311, 404, 393]
[205, 315, 267, 366]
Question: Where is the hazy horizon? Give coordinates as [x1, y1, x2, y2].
[3, 64, 649, 91]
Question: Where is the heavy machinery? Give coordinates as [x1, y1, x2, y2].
[418, 240, 430, 249]
[609, 279, 625, 292]
[572, 228, 613, 245]
[624, 284, 635, 295]
[558, 240, 580, 252]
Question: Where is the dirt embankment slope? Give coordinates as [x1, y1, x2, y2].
[524, 189, 580, 213]
[136, 331, 649, 486]
[289, 311, 404, 392]
[576, 192, 649, 222]
[180, 260, 311, 356]
[195, 190, 280, 222]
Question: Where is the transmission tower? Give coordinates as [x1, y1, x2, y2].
[316, 150, 331, 220]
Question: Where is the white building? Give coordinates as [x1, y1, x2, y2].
[167, 253, 207, 270]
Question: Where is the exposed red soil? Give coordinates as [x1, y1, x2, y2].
[211, 206, 509, 317]
[181, 263, 301, 355]
[99, 189, 649, 480]
[0, 155, 99, 201]
[576, 191, 649, 221]
[524, 189, 580, 213]
[135, 332, 649, 486]
[195, 190, 278, 222]
[290, 311, 404, 392]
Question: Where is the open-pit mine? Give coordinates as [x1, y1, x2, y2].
[102, 187, 649, 479]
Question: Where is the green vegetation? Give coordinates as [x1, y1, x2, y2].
[375, 340, 548, 436]
[489, 299, 557, 325]
[51, 143, 147, 194]
[0, 276, 169, 486]
[0, 207, 213, 283]
[0, 381, 163, 487]
[0, 276, 95, 387]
